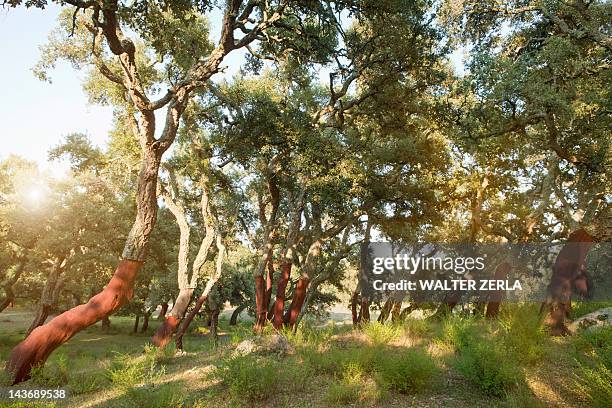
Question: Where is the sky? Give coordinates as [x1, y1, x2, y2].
[0, 4, 465, 178]
[0, 4, 245, 177]
[0, 4, 113, 176]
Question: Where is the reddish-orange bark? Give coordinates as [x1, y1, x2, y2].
[273, 261, 292, 329]
[541, 229, 595, 335]
[157, 302, 169, 320]
[151, 316, 181, 348]
[390, 301, 402, 322]
[7, 260, 141, 384]
[286, 277, 310, 328]
[264, 259, 274, 313]
[175, 295, 207, 351]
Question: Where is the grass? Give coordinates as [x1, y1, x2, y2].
[571, 326, 612, 408]
[454, 338, 524, 397]
[362, 321, 401, 345]
[215, 355, 278, 401]
[373, 348, 438, 393]
[498, 304, 548, 365]
[324, 362, 386, 405]
[0, 306, 608, 407]
[31, 354, 70, 388]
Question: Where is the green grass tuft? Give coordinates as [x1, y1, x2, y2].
[454, 339, 523, 397]
[30, 354, 69, 388]
[216, 355, 278, 401]
[363, 322, 401, 345]
[373, 348, 438, 393]
[499, 304, 547, 365]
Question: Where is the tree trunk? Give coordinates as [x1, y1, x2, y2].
[101, 316, 111, 331]
[266, 298, 275, 320]
[132, 315, 140, 334]
[26, 258, 67, 336]
[175, 234, 225, 351]
[400, 303, 418, 320]
[377, 300, 393, 323]
[157, 303, 169, 320]
[351, 289, 360, 326]
[230, 304, 247, 326]
[140, 313, 150, 332]
[360, 298, 370, 323]
[254, 275, 267, 331]
[292, 274, 329, 330]
[27, 305, 51, 336]
[264, 258, 274, 316]
[253, 166, 280, 332]
[273, 261, 293, 329]
[272, 190, 304, 330]
[541, 229, 595, 335]
[7, 139, 164, 384]
[175, 295, 207, 351]
[210, 307, 220, 347]
[391, 301, 402, 323]
[485, 262, 512, 318]
[154, 171, 216, 348]
[0, 287, 15, 313]
[7, 259, 143, 383]
[286, 277, 310, 329]
[0, 257, 27, 314]
[152, 288, 194, 347]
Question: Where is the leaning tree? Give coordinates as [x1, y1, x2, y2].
[5, 0, 294, 383]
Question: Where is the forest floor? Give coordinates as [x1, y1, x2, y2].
[0, 304, 610, 408]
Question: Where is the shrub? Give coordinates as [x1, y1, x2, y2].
[229, 324, 254, 345]
[454, 340, 523, 397]
[68, 372, 107, 395]
[441, 314, 480, 350]
[363, 322, 401, 345]
[122, 382, 186, 408]
[324, 362, 385, 405]
[31, 354, 69, 387]
[287, 325, 335, 350]
[499, 304, 547, 365]
[403, 317, 431, 338]
[373, 348, 438, 393]
[217, 355, 278, 401]
[107, 352, 164, 389]
[144, 343, 177, 365]
[302, 346, 355, 376]
[324, 364, 362, 405]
